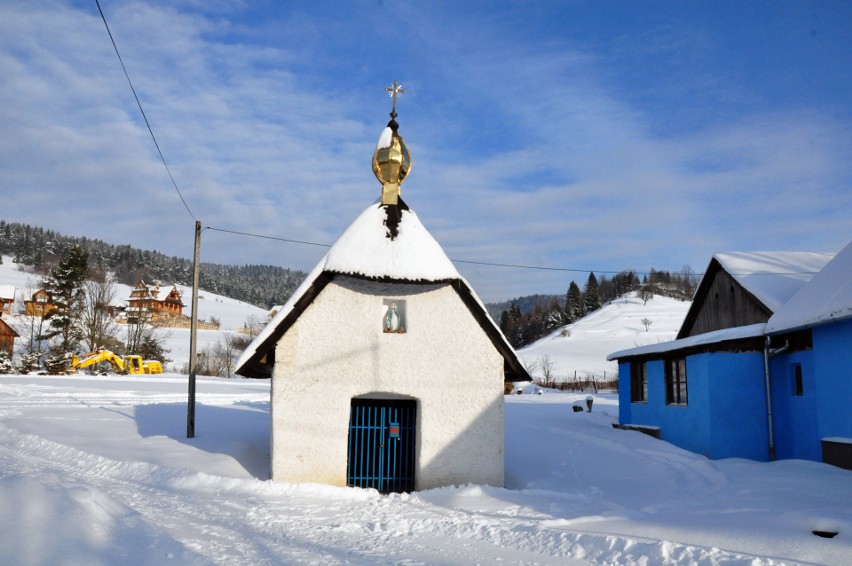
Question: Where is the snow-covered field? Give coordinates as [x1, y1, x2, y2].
[0, 374, 849, 565]
[1, 258, 850, 564]
[519, 294, 691, 380]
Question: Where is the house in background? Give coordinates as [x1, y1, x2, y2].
[24, 288, 55, 317]
[0, 317, 18, 358]
[126, 280, 184, 322]
[609, 247, 851, 469]
[237, 108, 530, 492]
[0, 285, 15, 315]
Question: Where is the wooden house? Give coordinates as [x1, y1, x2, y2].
[610, 248, 852, 469]
[0, 317, 18, 357]
[0, 285, 15, 315]
[24, 288, 56, 317]
[126, 280, 184, 322]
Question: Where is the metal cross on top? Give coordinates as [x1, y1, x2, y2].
[385, 81, 406, 117]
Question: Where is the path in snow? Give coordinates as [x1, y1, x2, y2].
[0, 375, 848, 565]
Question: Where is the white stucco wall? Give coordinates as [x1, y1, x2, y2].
[270, 276, 505, 489]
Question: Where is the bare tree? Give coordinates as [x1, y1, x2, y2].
[641, 317, 653, 332]
[80, 274, 120, 353]
[125, 311, 170, 363]
[199, 333, 242, 378]
[638, 286, 655, 306]
[12, 280, 49, 359]
[243, 314, 264, 340]
[521, 356, 540, 382]
[539, 354, 555, 383]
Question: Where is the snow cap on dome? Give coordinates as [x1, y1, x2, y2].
[324, 200, 459, 281]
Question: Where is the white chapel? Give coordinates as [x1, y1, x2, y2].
[236, 84, 530, 492]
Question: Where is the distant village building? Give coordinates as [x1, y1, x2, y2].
[126, 280, 184, 322]
[0, 285, 15, 315]
[236, 92, 530, 492]
[24, 288, 55, 317]
[610, 247, 852, 470]
[0, 317, 18, 357]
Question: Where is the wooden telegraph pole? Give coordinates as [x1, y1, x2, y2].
[187, 220, 201, 438]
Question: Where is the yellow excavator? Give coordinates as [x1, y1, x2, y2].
[68, 350, 163, 375]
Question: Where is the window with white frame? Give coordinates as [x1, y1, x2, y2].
[665, 357, 688, 405]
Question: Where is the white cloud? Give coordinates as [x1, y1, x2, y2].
[1, 1, 850, 302]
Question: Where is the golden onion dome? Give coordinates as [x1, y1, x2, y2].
[373, 81, 412, 206]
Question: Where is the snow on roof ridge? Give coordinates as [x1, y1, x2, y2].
[323, 200, 460, 281]
[766, 239, 852, 333]
[712, 250, 835, 313]
[0, 284, 15, 299]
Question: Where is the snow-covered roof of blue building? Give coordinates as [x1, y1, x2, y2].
[610, 248, 842, 360]
[766, 239, 852, 334]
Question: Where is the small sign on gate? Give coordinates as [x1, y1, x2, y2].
[389, 422, 400, 439]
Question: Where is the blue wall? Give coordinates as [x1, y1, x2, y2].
[813, 319, 852, 446]
[619, 351, 768, 460]
[705, 351, 768, 460]
[618, 361, 632, 424]
[616, 319, 852, 463]
[770, 349, 818, 460]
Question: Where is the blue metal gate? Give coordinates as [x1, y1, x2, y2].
[347, 399, 416, 493]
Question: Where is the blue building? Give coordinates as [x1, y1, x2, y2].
[609, 244, 852, 469]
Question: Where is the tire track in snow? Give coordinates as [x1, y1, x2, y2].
[0, 391, 797, 565]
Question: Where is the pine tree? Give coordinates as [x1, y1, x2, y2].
[565, 281, 584, 323]
[583, 272, 601, 314]
[543, 298, 564, 331]
[504, 303, 524, 348]
[42, 246, 89, 355]
[0, 351, 13, 374]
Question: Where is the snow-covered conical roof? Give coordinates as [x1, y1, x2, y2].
[323, 201, 459, 281]
[236, 200, 529, 381]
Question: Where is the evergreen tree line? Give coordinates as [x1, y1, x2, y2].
[0, 219, 306, 309]
[492, 268, 698, 349]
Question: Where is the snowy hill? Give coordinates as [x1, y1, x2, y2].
[518, 293, 691, 380]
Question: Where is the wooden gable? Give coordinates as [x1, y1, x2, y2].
[24, 288, 56, 317]
[0, 317, 19, 357]
[677, 258, 773, 339]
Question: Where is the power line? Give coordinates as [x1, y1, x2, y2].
[204, 224, 704, 277]
[94, 0, 196, 221]
[204, 226, 332, 249]
[452, 259, 627, 275]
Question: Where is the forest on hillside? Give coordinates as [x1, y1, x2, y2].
[491, 269, 698, 349]
[0, 220, 305, 309]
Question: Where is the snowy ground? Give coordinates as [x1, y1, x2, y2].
[0, 374, 849, 565]
[519, 295, 691, 380]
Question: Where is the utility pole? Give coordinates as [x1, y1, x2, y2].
[187, 220, 201, 438]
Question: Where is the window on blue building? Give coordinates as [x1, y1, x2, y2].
[630, 361, 647, 403]
[665, 358, 688, 405]
[792, 364, 803, 396]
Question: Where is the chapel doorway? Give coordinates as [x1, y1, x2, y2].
[347, 398, 416, 493]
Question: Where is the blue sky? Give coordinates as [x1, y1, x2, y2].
[1, 1, 851, 302]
